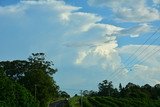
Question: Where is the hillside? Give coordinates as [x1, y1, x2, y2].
[69, 96, 160, 107]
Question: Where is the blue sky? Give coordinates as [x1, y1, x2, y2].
[0, 0, 160, 95]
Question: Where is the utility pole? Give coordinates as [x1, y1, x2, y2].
[80, 90, 83, 107]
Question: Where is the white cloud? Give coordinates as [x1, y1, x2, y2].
[76, 51, 87, 64]
[88, 0, 160, 22]
[118, 45, 160, 86]
[0, 0, 123, 90]
[126, 64, 160, 86]
[75, 41, 123, 72]
[0, 0, 159, 93]
[153, 0, 160, 4]
[63, 12, 102, 34]
[119, 45, 160, 66]
[118, 23, 152, 37]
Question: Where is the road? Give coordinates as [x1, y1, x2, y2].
[49, 100, 68, 107]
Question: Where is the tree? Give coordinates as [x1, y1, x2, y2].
[119, 83, 123, 92]
[152, 84, 160, 100]
[123, 82, 149, 98]
[88, 90, 98, 96]
[112, 88, 119, 97]
[59, 91, 70, 98]
[27, 53, 57, 75]
[0, 68, 39, 107]
[98, 80, 114, 96]
[82, 90, 90, 96]
[125, 82, 139, 89]
[0, 53, 59, 107]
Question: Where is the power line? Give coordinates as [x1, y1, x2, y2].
[106, 27, 160, 81]
[125, 28, 160, 67]
[112, 44, 160, 82]
[132, 44, 160, 67]
[123, 27, 160, 65]
[108, 26, 160, 82]
[112, 42, 160, 82]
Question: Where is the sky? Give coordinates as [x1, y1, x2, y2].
[0, 0, 160, 95]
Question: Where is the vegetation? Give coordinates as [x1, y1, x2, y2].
[0, 53, 69, 107]
[0, 68, 38, 107]
[1, 53, 160, 107]
[68, 96, 81, 107]
[68, 79, 160, 107]
[59, 91, 70, 98]
[78, 79, 160, 107]
[85, 96, 160, 107]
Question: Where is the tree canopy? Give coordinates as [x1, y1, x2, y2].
[0, 68, 38, 107]
[0, 53, 60, 107]
[83, 79, 160, 100]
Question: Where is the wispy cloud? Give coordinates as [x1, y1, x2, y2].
[118, 23, 152, 37]
[153, 0, 160, 4]
[88, 0, 160, 22]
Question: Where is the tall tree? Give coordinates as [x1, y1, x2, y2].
[119, 83, 123, 92]
[98, 80, 114, 96]
[0, 53, 59, 107]
[59, 91, 70, 98]
[154, 84, 160, 99]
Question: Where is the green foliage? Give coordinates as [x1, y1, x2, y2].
[97, 80, 120, 98]
[0, 69, 38, 107]
[82, 90, 98, 97]
[59, 91, 70, 98]
[86, 96, 160, 107]
[82, 79, 160, 107]
[68, 96, 81, 107]
[94, 97, 118, 107]
[119, 83, 123, 91]
[88, 97, 106, 107]
[0, 53, 59, 107]
[82, 97, 92, 107]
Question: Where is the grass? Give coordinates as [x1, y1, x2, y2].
[68, 96, 160, 107]
[68, 96, 81, 107]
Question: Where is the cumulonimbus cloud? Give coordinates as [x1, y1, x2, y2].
[0, 0, 159, 90]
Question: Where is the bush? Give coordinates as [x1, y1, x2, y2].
[0, 71, 39, 107]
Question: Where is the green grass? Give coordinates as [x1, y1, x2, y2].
[86, 96, 160, 107]
[68, 96, 81, 107]
[68, 96, 160, 107]
[82, 97, 92, 107]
